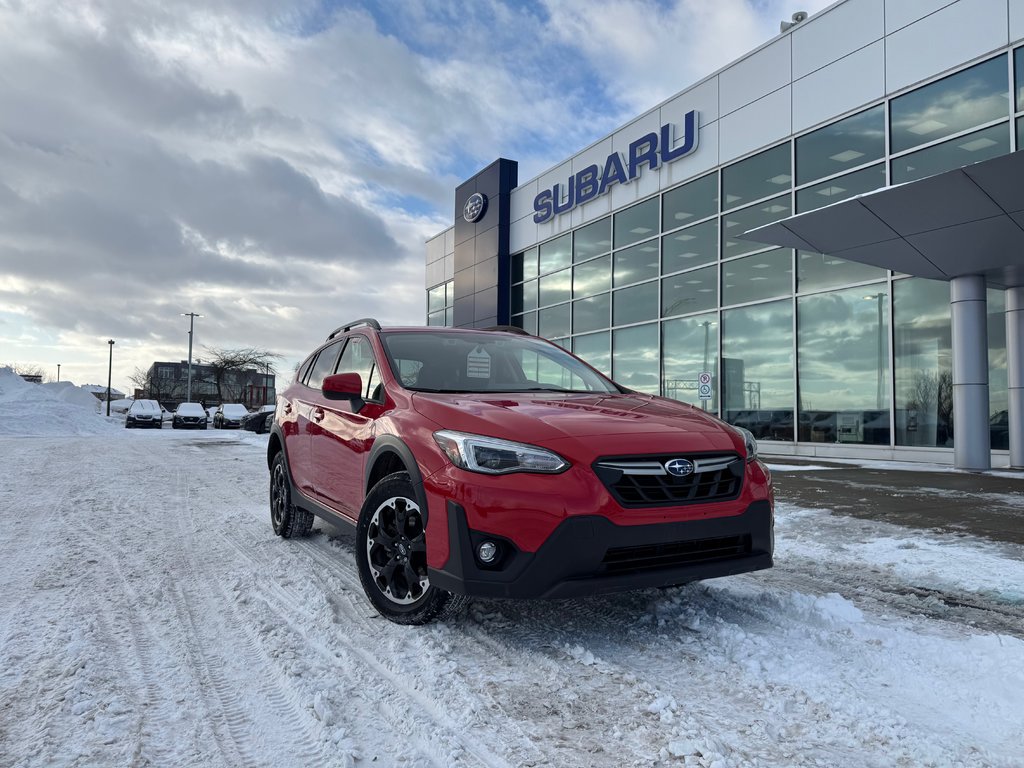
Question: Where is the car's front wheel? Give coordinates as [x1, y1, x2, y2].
[269, 452, 313, 538]
[356, 472, 463, 625]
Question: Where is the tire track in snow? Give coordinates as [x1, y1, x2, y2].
[170, 468, 330, 768]
[213, 525, 527, 768]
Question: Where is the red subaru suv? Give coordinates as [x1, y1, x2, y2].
[268, 319, 773, 624]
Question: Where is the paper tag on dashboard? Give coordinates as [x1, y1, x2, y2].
[466, 347, 491, 379]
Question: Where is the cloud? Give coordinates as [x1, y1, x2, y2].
[0, 0, 833, 389]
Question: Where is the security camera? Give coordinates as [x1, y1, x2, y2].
[781, 10, 808, 31]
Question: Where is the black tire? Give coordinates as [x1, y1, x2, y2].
[269, 452, 314, 538]
[356, 472, 464, 625]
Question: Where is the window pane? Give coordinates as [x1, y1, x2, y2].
[539, 234, 571, 275]
[538, 269, 571, 307]
[613, 197, 659, 249]
[613, 241, 659, 287]
[722, 249, 792, 306]
[891, 124, 1009, 184]
[890, 56, 1009, 153]
[798, 251, 887, 293]
[513, 311, 537, 335]
[893, 278, 952, 447]
[573, 294, 610, 334]
[573, 254, 611, 297]
[663, 219, 717, 274]
[1017, 116, 1023, 149]
[663, 313, 718, 412]
[428, 285, 446, 314]
[722, 143, 791, 211]
[796, 164, 886, 213]
[574, 217, 611, 262]
[445, 280, 453, 306]
[662, 266, 717, 317]
[613, 323, 659, 394]
[722, 299, 794, 439]
[573, 331, 610, 377]
[722, 193, 792, 259]
[613, 281, 658, 326]
[538, 303, 570, 339]
[445, 307, 453, 326]
[1017, 47, 1024, 111]
[517, 247, 538, 282]
[796, 106, 885, 185]
[663, 172, 718, 227]
[798, 286, 890, 445]
[988, 288, 1008, 450]
[512, 279, 537, 313]
[427, 310, 445, 326]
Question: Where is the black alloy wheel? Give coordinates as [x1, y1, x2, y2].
[269, 452, 313, 538]
[355, 472, 463, 625]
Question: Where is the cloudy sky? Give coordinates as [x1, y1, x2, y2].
[0, 0, 833, 392]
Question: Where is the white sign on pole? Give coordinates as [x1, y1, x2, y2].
[698, 371, 712, 400]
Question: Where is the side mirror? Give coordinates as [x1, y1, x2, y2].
[323, 372, 363, 402]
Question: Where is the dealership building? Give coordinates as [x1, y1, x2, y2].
[425, 0, 1024, 470]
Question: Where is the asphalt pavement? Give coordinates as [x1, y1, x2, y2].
[765, 457, 1024, 547]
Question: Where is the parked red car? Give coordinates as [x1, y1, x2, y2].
[268, 319, 773, 624]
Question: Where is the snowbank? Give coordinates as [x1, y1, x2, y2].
[0, 368, 120, 436]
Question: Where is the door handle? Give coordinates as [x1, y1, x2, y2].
[313, 407, 325, 422]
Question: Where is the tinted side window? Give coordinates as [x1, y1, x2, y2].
[307, 340, 345, 390]
[336, 336, 377, 397]
[296, 354, 316, 383]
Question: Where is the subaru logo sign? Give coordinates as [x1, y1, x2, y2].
[463, 192, 487, 223]
[664, 458, 694, 477]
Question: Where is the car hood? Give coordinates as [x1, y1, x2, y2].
[410, 392, 744, 457]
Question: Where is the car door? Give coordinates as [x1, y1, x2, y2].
[287, 340, 344, 496]
[310, 334, 385, 518]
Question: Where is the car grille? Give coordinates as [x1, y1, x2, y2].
[592, 453, 743, 508]
[602, 535, 752, 574]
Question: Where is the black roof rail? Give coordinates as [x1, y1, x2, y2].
[326, 318, 382, 340]
[480, 325, 531, 335]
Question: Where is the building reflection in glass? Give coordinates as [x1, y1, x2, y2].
[722, 299, 794, 440]
[663, 312, 718, 411]
[797, 285, 890, 444]
[988, 289, 1008, 450]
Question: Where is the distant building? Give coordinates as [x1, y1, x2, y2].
[143, 361, 276, 410]
[18, 373, 42, 384]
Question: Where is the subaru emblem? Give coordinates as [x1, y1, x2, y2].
[664, 458, 694, 477]
[463, 192, 487, 223]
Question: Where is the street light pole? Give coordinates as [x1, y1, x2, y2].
[181, 312, 203, 403]
[106, 340, 115, 416]
[57, 363, 61, 383]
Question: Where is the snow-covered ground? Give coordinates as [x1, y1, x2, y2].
[1, 370, 1022, 767]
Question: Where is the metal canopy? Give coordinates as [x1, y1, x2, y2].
[744, 149, 1024, 288]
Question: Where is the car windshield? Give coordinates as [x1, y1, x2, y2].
[222, 404, 248, 417]
[177, 403, 205, 416]
[381, 331, 619, 394]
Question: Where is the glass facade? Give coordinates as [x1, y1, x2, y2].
[427, 280, 454, 327]
[500, 48, 1022, 453]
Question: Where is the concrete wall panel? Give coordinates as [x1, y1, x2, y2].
[719, 87, 792, 165]
[720, 37, 791, 115]
[794, 0, 884, 78]
[793, 41, 886, 133]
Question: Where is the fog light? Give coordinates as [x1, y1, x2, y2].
[477, 541, 498, 564]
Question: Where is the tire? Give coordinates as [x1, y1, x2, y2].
[269, 452, 314, 538]
[355, 471, 464, 625]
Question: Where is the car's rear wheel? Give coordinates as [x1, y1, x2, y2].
[269, 452, 313, 538]
[356, 472, 463, 625]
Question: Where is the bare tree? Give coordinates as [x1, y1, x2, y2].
[202, 346, 281, 405]
[3, 362, 46, 380]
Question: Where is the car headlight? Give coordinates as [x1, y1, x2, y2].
[433, 430, 569, 475]
[733, 426, 758, 463]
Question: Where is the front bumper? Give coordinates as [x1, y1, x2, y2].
[428, 499, 773, 600]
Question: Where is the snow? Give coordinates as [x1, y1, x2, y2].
[0, 367, 120, 436]
[1, 388, 1023, 766]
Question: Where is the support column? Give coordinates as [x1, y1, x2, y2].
[950, 276, 990, 470]
[1006, 286, 1024, 468]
